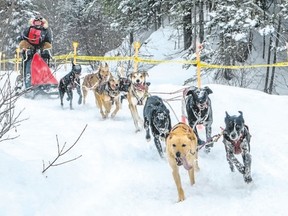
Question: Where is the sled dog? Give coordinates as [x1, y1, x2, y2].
[127, 71, 149, 132]
[222, 111, 252, 183]
[166, 122, 199, 202]
[143, 95, 171, 158]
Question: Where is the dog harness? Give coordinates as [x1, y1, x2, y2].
[191, 104, 210, 129]
[223, 127, 248, 154]
[104, 82, 119, 99]
[152, 114, 170, 137]
[131, 83, 149, 105]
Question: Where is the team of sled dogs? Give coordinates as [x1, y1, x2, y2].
[58, 62, 253, 202]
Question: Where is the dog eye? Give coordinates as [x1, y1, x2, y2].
[172, 144, 176, 147]
[182, 144, 186, 147]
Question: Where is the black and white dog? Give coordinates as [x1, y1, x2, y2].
[185, 86, 213, 152]
[59, 63, 82, 110]
[143, 95, 172, 158]
[223, 111, 252, 183]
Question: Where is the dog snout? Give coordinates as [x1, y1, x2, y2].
[231, 133, 237, 139]
[176, 151, 181, 158]
[136, 79, 140, 83]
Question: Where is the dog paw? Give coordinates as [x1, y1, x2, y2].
[145, 134, 151, 141]
[78, 96, 82, 105]
[178, 191, 185, 202]
[204, 146, 211, 154]
[244, 176, 253, 183]
[197, 139, 205, 146]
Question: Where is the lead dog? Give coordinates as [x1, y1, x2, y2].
[223, 111, 252, 183]
[184, 86, 213, 152]
[166, 122, 199, 202]
[58, 63, 82, 110]
[127, 71, 149, 132]
[143, 95, 172, 158]
[95, 75, 121, 119]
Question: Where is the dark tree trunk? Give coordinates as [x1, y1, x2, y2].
[264, 34, 272, 93]
[199, 0, 204, 43]
[268, 17, 281, 94]
[183, 7, 192, 50]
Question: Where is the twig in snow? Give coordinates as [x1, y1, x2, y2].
[42, 124, 87, 174]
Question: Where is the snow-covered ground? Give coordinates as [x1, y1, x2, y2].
[1, 27, 288, 216]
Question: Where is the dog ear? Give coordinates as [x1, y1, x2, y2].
[187, 133, 197, 142]
[225, 111, 231, 122]
[128, 72, 132, 80]
[204, 86, 213, 94]
[185, 86, 197, 96]
[225, 111, 230, 118]
[166, 132, 173, 142]
[238, 111, 244, 122]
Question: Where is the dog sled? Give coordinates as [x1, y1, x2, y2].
[15, 46, 58, 98]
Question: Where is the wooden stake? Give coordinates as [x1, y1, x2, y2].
[133, 42, 140, 72]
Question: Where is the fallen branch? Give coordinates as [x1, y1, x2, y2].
[42, 124, 88, 174]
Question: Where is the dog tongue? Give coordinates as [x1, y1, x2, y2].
[181, 156, 193, 170]
[135, 83, 145, 90]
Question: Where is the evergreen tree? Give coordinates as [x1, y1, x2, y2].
[0, 0, 35, 60]
[206, 0, 259, 83]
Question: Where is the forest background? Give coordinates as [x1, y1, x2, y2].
[0, 0, 288, 94]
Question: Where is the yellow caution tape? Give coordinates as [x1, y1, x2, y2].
[1, 54, 288, 69]
[200, 61, 288, 69]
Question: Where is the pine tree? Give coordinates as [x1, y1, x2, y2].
[0, 0, 35, 61]
[206, 0, 259, 84]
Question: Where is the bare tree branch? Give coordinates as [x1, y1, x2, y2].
[42, 124, 88, 174]
[0, 71, 27, 143]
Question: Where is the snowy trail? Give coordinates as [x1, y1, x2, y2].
[1, 65, 288, 215]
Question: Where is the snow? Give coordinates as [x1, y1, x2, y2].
[1, 26, 288, 216]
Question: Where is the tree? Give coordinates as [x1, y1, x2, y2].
[0, 0, 35, 61]
[206, 0, 258, 83]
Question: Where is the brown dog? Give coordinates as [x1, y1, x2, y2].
[82, 62, 111, 105]
[95, 75, 121, 119]
[166, 122, 199, 202]
[127, 71, 149, 132]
